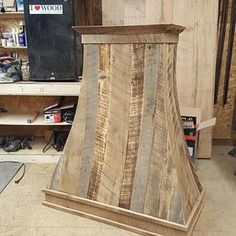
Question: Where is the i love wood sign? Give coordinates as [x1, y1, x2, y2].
[29, 4, 63, 14]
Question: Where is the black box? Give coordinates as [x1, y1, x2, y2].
[181, 116, 197, 162]
[24, 0, 82, 81]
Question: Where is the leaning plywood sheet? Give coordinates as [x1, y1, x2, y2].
[44, 25, 204, 236]
[194, 0, 218, 158]
[102, 0, 219, 158]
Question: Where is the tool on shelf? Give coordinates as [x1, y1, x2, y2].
[0, 107, 7, 113]
[0, 58, 22, 83]
[0, 135, 34, 152]
[26, 111, 39, 124]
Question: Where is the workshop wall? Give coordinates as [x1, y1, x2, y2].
[102, 0, 219, 158]
[214, 0, 236, 143]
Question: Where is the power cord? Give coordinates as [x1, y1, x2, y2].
[62, 110, 74, 124]
[42, 133, 54, 153]
[42, 126, 68, 153]
[15, 163, 26, 184]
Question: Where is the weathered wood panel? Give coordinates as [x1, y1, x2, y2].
[51, 45, 100, 195]
[88, 44, 110, 200]
[96, 44, 132, 206]
[74, 0, 102, 26]
[130, 44, 159, 213]
[143, 45, 186, 224]
[77, 45, 100, 197]
[119, 44, 145, 209]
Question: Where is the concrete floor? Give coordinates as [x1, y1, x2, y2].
[0, 146, 236, 236]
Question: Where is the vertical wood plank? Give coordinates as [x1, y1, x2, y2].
[78, 45, 100, 197]
[51, 77, 87, 193]
[119, 44, 145, 209]
[145, 0, 162, 24]
[102, 0, 125, 25]
[142, 44, 184, 224]
[124, 0, 146, 25]
[196, 0, 218, 158]
[173, 0, 196, 108]
[74, 0, 102, 74]
[163, 44, 200, 220]
[159, 0, 174, 23]
[88, 44, 111, 200]
[74, 0, 102, 25]
[96, 44, 132, 206]
[130, 44, 159, 213]
[51, 45, 99, 195]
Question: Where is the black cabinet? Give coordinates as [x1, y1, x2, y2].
[24, 0, 82, 81]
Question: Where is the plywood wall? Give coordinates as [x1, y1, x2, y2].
[102, 0, 219, 158]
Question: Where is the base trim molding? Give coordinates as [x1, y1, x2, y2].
[43, 189, 205, 236]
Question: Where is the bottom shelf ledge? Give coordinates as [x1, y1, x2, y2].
[0, 112, 72, 126]
[0, 138, 61, 163]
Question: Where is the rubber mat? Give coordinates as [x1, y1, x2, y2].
[0, 162, 23, 193]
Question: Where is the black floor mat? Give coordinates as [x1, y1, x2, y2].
[0, 162, 24, 193]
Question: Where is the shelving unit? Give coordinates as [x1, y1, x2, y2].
[0, 46, 27, 52]
[0, 112, 72, 126]
[0, 82, 80, 161]
[0, 11, 28, 59]
[0, 12, 24, 19]
[0, 12, 80, 162]
[0, 81, 81, 96]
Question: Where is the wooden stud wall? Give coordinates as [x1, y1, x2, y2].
[214, 0, 236, 141]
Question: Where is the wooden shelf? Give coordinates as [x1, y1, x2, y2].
[0, 46, 27, 52]
[0, 112, 72, 126]
[0, 12, 24, 19]
[0, 81, 81, 96]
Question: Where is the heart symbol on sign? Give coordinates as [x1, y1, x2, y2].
[35, 5, 41, 11]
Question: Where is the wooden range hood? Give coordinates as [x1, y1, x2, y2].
[43, 24, 204, 236]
